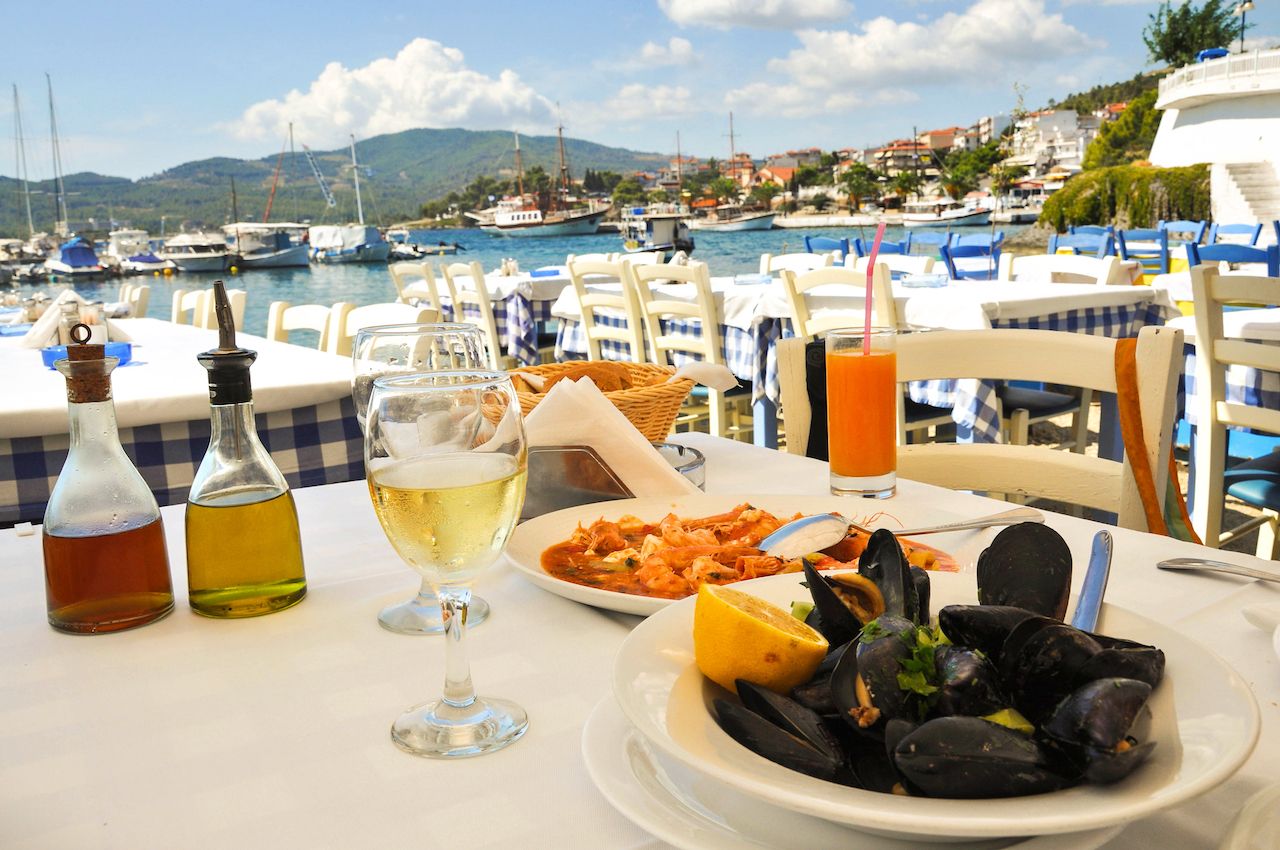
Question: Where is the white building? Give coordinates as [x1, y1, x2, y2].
[1150, 47, 1280, 231]
[1004, 110, 1100, 178]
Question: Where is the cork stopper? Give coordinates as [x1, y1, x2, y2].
[56, 323, 117, 403]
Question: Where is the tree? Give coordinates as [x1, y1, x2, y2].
[646, 188, 671, 204]
[795, 164, 832, 187]
[1143, 0, 1241, 67]
[892, 171, 922, 200]
[810, 193, 832, 212]
[1083, 90, 1162, 169]
[611, 177, 647, 206]
[839, 162, 880, 211]
[709, 176, 740, 203]
[990, 162, 1029, 206]
[749, 183, 781, 207]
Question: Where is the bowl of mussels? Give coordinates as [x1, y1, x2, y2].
[612, 522, 1261, 841]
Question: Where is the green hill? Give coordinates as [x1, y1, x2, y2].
[0, 128, 667, 237]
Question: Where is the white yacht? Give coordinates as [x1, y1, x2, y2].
[105, 229, 175, 274]
[222, 222, 310, 268]
[902, 198, 992, 227]
[159, 232, 230, 272]
[685, 204, 775, 232]
[309, 224, 391, 263]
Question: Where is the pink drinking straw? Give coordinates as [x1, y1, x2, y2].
[862, 222, 887, 355]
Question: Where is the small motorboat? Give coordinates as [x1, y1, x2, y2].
[44, 236, 105, 279]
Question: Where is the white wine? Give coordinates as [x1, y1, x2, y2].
[368, 453, 527, 585]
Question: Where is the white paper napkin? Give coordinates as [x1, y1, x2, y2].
[523, 379, 699, 497]
[19, 289, 84, 349]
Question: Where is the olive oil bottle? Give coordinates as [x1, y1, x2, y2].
[185, 282, 306, 617]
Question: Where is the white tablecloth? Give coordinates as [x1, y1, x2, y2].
[1168, 308, 1280, 344]
[2, 434, 1277, 848]
[0, 318, 352, 439]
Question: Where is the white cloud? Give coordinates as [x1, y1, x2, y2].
[659, 0, 852, 29]
[728, 0, 1097, 115]
[599, 84, 698, 122]
[640, 37, 699, 65]
[228, 38, 554, 147]
[726, 82, 916, 118]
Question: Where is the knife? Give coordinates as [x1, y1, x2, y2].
[1157, 557, 1280, 584]
[1071, 531, 1112, 632]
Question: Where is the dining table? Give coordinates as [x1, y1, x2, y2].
[2, 433, 1277, 849]
[0, 317, 362, 526]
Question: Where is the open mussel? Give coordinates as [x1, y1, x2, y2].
[976, 523, 1072, 620]
[999, 619, 1104, 722]
[1042, 677, 1156, 784]
[893, 717, 1071, 798]
[938, 604, 1037, 660]
[802, 561, 885, 648]
[859, 530, 921, 623]
[830, 617, 915, 730]
[791, 641, 850, 716]
[714, 685, 846, 782]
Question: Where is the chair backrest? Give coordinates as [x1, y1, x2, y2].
[939, 244, 998, 280]
[172, 287, 245, 329]
[622, 251, 663, 266]
[1069, 225, 1113, 236]
[853, 237, 910, 257]
[760, 252, 833, 274]
[780, 264, 897, 340]
[1186, 243, 1280, 277]
[1117, 229, 1170, 275]
[804, 236, 850, 259]
[1048, 232, 1114, 259]
[1208, 222, 1263, 246]
[846, 254, 936, 276]
[266, 300, 341, 350]
[439, 260, 505, 368]
[1190, 265, 1280, 542]
[327, 302, 435, 357]
[120, 283, 149, 317]
[566, 252, 615, 264]
[951, 231, 1004, 249]
[389, 261, 445, 313]
[997, 253, 1125, 285]
[1159, 219, 1208, 244]
[631, 261, 724, 367]
[566, 257, 647, 362]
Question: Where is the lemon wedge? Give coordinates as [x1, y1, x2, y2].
[693, 583, 829, 695]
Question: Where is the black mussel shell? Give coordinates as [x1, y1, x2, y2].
[932, 646, 1008, 719]
[859, 530, 919, 623]
[802, 562, 866, 648]
[1000, 623, 1103, 722]
[1083, 740, 1156, 784]
[911, 566, 931, 624]
[1042, 677, 1153, 751]
[714, 698, 844, 781]
[938, 605, 1038, 661]
[831, 622, 913, 731]
[791, 641, 850, 716]
[893, 717, 1070, 798]
[737, 679, 843, 758]
[842, 726, 901, 792]
[977, 523, 1072, 620]
[1080, 635, 1166, 689]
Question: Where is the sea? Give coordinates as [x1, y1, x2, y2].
[13, 224, 1027, 338]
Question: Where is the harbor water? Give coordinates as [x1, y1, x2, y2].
[11, 224, 1027, 339]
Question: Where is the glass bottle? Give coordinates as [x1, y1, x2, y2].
[43, 324, 174, 634]
[185, 282, 306, 617]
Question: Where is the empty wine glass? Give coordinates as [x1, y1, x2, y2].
[365, 371, 528, 758]
[352, 323, 492, 634]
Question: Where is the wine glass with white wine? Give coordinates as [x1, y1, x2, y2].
[352, 323, 492, 635]
[365, 370, 528, 758]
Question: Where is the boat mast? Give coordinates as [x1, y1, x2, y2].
[728, 111, 736, 190]
[263, 135, 287, 222]
[46, 73, 68, 236]
[675, 131, 683, 200]
[513, 131, 526, 201]
[556, 120, 570, 212]
[12, 85, 34, 236]
[350, 134, 364, 225]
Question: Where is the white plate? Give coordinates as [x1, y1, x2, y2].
[583, 695, 1124, 850]
[506, 493, 972, 616]
[613, 570, 1261, 842]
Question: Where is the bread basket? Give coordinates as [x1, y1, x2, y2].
[510, 361, 694, 442]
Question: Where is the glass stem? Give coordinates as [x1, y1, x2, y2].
[439, 587, 476, 709]
[414, 577, 434, 605]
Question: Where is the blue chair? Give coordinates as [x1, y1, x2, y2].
[1208, 222, 1264, 245]
[1159, 219, 1208, 244]
[940, 244, 998, 280]
[1069, 225, 1113, 236]
[1186, 242, 1280, 277]
[853, 236, 911, 257]
[803, 235, 850, 260]
[1048, 231, 1115, 259]
[908, 231, 950, 257]
[951, 231, 1004, 248]
[1116, 228, 1170, 275]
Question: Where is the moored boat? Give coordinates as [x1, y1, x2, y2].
[43, 236, 104, 279]
[223, 222, 310, 268]
[105, 229, 176, 274]
[621, 203, 694, 258]
[480, 127, 610, 238]
[685, 204, 775, 232]
[903, 199, 992, 227]
[158, 232, 230, 272]
[309, 224, 391, 264]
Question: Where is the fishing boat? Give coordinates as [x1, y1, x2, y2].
[388, 240, 462, 260]
[685, 204, 775, 231]
[621, 203, 694, 258]
[44, 236, 104, 279]
[105, 229, 175, 274]
[224, 222, 310, 268]
[309, 136, 390, 263]
[158, 232, 231, 272]
[902, 198, 992, 227]
[481, 129, 609, 237]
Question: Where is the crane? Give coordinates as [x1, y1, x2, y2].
[302, 143, 337, 208]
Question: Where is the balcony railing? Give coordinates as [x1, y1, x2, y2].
[1158, 48, 1280, 106]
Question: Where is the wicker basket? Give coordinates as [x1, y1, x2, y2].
[510, 361, 694, 442]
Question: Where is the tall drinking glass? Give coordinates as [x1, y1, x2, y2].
[352, 323, 491, 634]
[365, 371, 528, 758]
[826, 328, 897, 498]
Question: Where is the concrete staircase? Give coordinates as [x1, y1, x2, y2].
[1225, 163, 1280, 227]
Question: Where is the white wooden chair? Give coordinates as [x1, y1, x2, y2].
[997, 253, 1127, 285]
[118, 283, 150, 317]
[846, 254, 936, 276]
[780, 265, 898, 340]
[266, 301, 341, 351]
[172, 287, 245, 330]
[440, 260, 511, 369]
[566, 252, 616, 264]
[622, 251, 664, 267]
[760, 252, 833, 275]
[1190, 265, 1280, 555]
[566, 257, 647, 362]
[389, 261, 447, 315]
[326, 302, 434, 357]
[632, 260, 748, 439]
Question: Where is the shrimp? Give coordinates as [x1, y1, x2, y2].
[657, 514, 717, 548]
[635, 557, 690, 595]
[687, 555, 739, 587]
[734, 554, 786, 580]
[584, 519, 627, 555]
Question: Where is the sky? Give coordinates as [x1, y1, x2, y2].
[2, 0, 1275, 181]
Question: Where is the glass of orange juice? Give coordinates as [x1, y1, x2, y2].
[826, 328, 897, 498]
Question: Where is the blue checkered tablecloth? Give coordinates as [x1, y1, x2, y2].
[555, 315, 757, 382]
[427, 292, 556, 366]
[1, 397, 364, 527]
[1179, 347, 1280, 428]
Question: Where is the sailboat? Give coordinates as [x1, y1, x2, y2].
[686, 113, 775, 232]
[481, 128, 609, 237]
[40, 76, 104, 279]
[309, 135, 391, 263]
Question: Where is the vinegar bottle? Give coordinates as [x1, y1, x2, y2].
[43, 324, 175, 633]
[185, 282, 307, 617]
